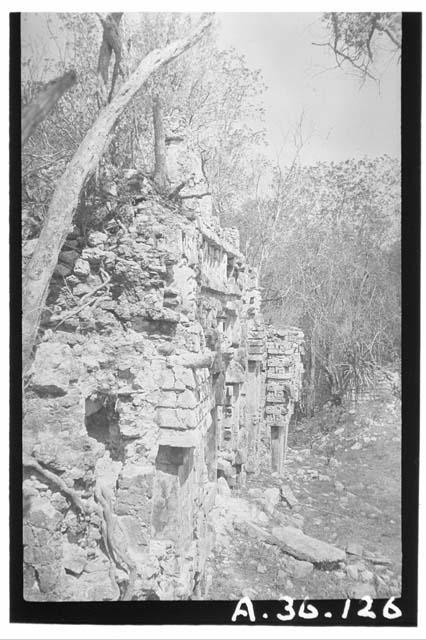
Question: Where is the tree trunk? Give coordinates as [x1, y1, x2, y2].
[97, 12, 124, 104]
[308, 329, 316, 417]
[22, 70, 77, 145]
[22, 15, 213, 373]
[152, 93, 168, 191]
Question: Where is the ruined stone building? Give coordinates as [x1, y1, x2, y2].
[22, 132, 304, 601]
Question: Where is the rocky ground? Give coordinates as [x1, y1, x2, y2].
[205, 391, 401, 600]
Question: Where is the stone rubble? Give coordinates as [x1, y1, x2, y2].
[23, 134, 304, 601]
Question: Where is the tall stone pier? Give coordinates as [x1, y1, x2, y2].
[265, 327, 304, 473]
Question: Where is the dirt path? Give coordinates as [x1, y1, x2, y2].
[206, 395, 401, 600]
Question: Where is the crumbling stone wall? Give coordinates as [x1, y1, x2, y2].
[22, 135, 304, 601]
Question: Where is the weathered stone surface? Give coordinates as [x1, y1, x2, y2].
[87, 231, 107, 247]
[73, 283, 93, 297]
[156, 408, 182, 429]
[263, 487, 280, 514]
[59, 249, 79, 266]
[271, 526, 346, 564]
[346, 541, 363, 556]
[73, 258, 91, 278]
[177, 389, 198, 409]
[32, 343, 79, 395]
[63, 542, 87, 576]
[23, 139, 305, 602]
[346, 564, 359, 580]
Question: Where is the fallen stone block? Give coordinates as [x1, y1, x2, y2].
[73, 258, 91, 278]
[63, 542, 87, 576]
[87, 231, 107, 247]
[346, 564, 359, 580]
[263, 487, 280, 514]
[287, 558, 314, 579]
[271, 526, 346, 564]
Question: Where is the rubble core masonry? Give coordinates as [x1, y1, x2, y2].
[22, 134, 304, 601]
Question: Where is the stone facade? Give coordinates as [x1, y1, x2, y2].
[265, 327, 304, 473]
[22, 137, 304, 601]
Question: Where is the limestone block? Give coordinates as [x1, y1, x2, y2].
[177, 408, 198, 429]
[271, 526, 346, 564]
[159, 429, 201, 448]
[346, 564, 359, 580]
[34, 563, 62, 593]
[87, 231, 107, 247]
[263, 487, 280, 514]
[346, 541, 363, 556]
[24, 389, 85, 439]
[119, 411, 157, 439]
[32, 342, 80, 395]
[59, 249, 79, 266]
[156, 408, 183, 429]
[116, 514, 150, 552]
[169, 351, 214, 370]
[151, 472, 181, 539]
[115, 467, 154, 522]
[72, 283, 93, 297]
[173, 365, 196, 389]
[177, 389, 198, 410]
[158, 368, 176, 390]
[158, 391, 177, 408]
[217, 459, 233, 477]
[25, 496, 63, 532]
[62, 542, 87, 576]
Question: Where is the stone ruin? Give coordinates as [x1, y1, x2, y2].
[22, 133, 304, 601]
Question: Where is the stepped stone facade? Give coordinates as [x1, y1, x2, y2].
[22, 135, 304, 601]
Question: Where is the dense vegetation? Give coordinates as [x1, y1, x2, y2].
[21, 12, 401, 412]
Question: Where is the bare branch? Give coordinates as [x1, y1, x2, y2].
[22, 70, 77, 145]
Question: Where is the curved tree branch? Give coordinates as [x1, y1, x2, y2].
[22, 14, 214, 373]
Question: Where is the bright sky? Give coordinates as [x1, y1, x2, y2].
[22, 12, 401, 166]
[216, 12, 401, 165]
